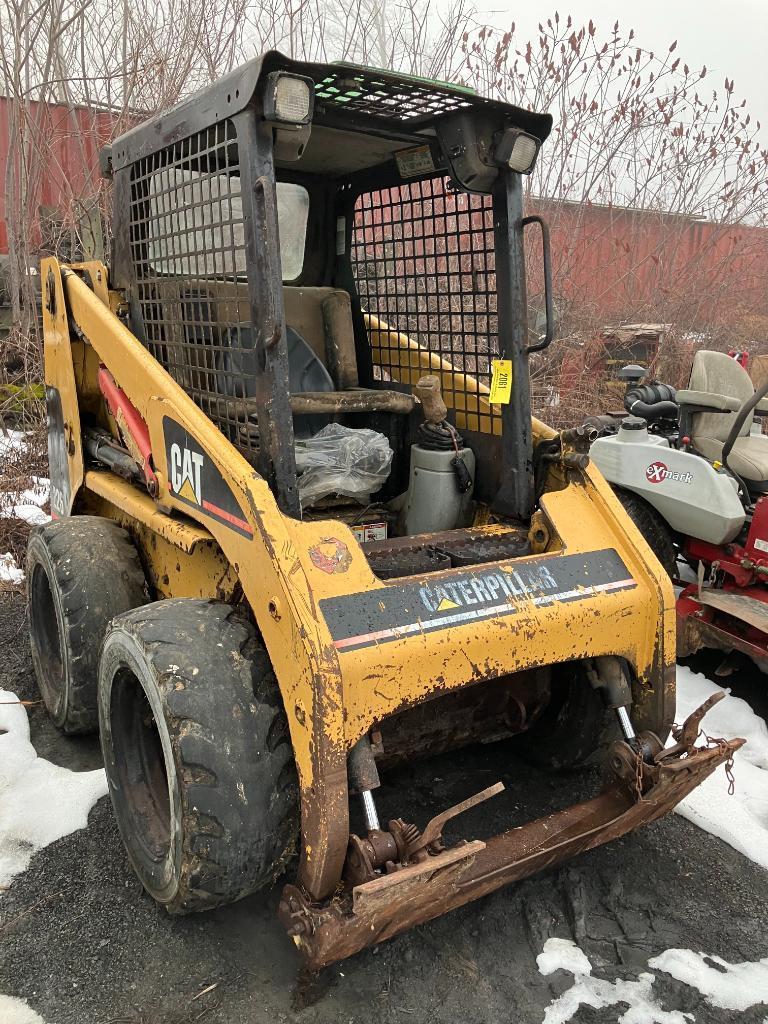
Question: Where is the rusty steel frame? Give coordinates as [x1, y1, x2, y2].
[280, 709, 742, 969]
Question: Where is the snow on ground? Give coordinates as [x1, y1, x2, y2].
[0, 690, 107, 891]
[0, 430, 50, 582]
[648, 949, 768, 1012]
[0, 430, 29, 457]
[9, 477, 50, 528]
[0, 994, 47, 1024]
[673, 666, 768, 871]
[535, 672, 768, 1021]
[0, 553, 25, 585]
[536, 938, 692, 1024]
[538, 938, 768, 1023]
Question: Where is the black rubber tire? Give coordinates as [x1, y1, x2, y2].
[26, 516, 148, 734]
[514, 662, 616, 771]
[97, 599, 299, 913]
[616, 489, 678, 578]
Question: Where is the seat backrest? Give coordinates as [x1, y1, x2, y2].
[688, 349, 754, 445]
[283, 287, 358, 389]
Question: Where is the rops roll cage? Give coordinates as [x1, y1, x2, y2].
[106, 52, 555, 523]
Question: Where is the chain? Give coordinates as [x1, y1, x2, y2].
[704, 732, 736, 796]
[634, 745, 646, 802]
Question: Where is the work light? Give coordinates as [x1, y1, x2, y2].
[264, 73, 314, 125]
[493, 128, 540, 174]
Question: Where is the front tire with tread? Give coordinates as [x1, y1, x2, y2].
[98, 598, 299, 914]
[616, 490, 678, 578]
[514, 663, 615, 770]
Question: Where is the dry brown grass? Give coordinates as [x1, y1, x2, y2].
[0, 419, 48, 588]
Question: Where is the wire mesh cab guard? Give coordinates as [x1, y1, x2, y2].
[350, 177, 502, 436]
[107, 52, 552, 519]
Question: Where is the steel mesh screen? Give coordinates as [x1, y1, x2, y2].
[315, 69, 472, 123]
[128, 120, 259, 461]
[350, 177, 501, 434]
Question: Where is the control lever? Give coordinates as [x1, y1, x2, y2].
[406, 782, 505, 857]
[659, 690, 727, 762]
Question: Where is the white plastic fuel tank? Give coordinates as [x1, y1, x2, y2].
[590, 417, 745, 545]
[401, 445, 476, 535]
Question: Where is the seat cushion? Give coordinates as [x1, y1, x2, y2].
[688, 350, 754, 445]
[695, 434, 768, 482]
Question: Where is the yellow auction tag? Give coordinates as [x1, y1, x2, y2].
[489, 359, 513, 404]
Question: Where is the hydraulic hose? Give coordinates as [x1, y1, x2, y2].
[624, 382, 678, 422]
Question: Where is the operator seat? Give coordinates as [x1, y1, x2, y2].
[681, 350, 768, 484]
[216, 286, 415, 434]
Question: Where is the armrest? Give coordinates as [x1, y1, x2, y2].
[289, 390, 416, 416]
[754, 398, 768, 416]
[676, 389, 741, 412]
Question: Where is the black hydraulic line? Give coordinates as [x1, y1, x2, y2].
[625, 398, 679, 420]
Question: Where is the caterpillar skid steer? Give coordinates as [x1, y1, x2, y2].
[29, 53, 740, 969]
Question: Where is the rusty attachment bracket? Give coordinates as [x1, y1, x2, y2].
[406, 782, 505, 857]
[280, 696, 744, 971]
[660, 690, 727, 761]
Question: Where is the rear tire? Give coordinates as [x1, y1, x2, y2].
[98, 599, 299, 913]
[616, 490, 678, 577]
[27, 516, 148, 733]
[514, 663, 614, 770]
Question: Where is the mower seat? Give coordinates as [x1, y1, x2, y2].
[683, 350, 768, 483]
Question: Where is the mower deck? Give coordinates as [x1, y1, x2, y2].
[678, 582, 768, 669]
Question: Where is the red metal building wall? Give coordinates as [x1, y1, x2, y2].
[1, 99, 766, 328]
[0, 97, 117, 252]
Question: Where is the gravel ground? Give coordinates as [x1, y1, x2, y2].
[1, 591, 767, 1024]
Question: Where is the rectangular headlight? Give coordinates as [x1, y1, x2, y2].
[493, 128, 540, 174]
[264, 72, 314, 125]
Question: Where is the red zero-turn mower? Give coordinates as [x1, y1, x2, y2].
[589, 349, 768, 669]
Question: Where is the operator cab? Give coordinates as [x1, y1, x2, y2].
[107, 54, 554, 572]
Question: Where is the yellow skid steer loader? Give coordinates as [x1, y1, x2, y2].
[29, 53, 740, 968]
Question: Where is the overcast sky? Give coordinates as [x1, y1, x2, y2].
[463, 0, 768, 144]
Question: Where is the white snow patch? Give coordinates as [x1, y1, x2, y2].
[0, 553, 24, 585]
[7, 476, 51, 527]
[537, 937, 592, 977]
[649, 949, 768, 1012]
[0, 994, 47, 1024]
[0, 430, 28, 456]
[0, 689, 107, 890]
[673, 666, 768, 871]
[537, 938, 692, 1024]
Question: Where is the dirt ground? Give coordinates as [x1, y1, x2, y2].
[1, 590, 767, 1024]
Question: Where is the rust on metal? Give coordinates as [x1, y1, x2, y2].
[407, 782, 505, 856]
[696, 587, 768, 633]
[279, 697, 744, 970]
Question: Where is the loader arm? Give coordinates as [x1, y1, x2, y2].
[43, 257, 357, 898]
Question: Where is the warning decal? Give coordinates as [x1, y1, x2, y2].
[320, 548, 635, 653]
